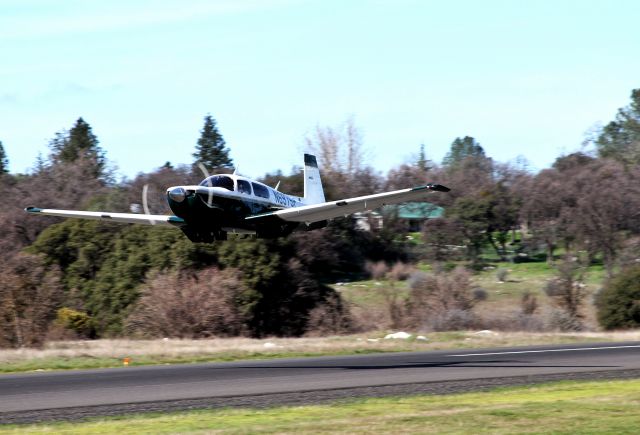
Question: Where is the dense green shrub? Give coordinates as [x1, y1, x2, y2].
[596, 265, 640, 330]
[217, 238, 336, 336]
[55, 307, 94, 337]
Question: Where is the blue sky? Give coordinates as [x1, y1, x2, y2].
[1, 0, 639, 179]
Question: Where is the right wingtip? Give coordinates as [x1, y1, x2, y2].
[25, 206, 42, 213]
[430, 184, 450, 192]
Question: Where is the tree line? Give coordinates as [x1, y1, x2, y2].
[1, 89, 640, 347]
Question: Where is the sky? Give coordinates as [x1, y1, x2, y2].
[1, 0, 639, 180]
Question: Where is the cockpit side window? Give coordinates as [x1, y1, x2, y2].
[199, 175, 234, 191]
[252, 183, 270, 199]
[237, 179, 252, 195]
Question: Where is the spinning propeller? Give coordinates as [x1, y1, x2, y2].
[197, 162, 215, 207]
[141, 184, 155, 225]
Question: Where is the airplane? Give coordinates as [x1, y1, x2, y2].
[25, 154, 450, 243]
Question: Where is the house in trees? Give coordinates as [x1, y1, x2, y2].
[354, 202, 444, 232]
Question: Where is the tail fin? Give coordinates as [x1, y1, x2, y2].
[303, 154, 325, 204]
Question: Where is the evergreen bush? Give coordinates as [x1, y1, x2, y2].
[596, 265, 640, 330]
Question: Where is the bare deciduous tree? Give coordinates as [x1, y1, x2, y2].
[125, 164, 198, 215]
[520, 291, 538, 316]
[304, 116, 377, 198]
[405, 267, 476, 330]
[126, 267, 249, 338]
[544, 255, 586, 331]
[1, 157, 107, 255]
[569, 160, 640, 276]
[305, 293, 354, 336]
[0, 253, 63, 348]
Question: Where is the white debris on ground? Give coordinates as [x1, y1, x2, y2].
[416, 335, 428, 341]
[263, 342, 282, 348]
[367, 338, 380, 342]
[384, 332, 412, 340]
[474, 330, 497, 336]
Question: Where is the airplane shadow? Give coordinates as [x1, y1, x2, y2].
[234, 360, 620, 370]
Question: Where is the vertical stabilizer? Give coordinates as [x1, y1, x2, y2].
[303, 154, 325, 204]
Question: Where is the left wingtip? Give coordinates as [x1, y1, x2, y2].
[25, 206, 42, 213]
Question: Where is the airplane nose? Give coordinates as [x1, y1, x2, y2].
[168, 187, 186, 203]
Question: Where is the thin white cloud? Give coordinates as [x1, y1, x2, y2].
[0, 93, 19, 105]
[0, 0, 305, 39]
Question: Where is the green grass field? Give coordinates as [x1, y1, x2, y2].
[3, 379, 639, 434]
[338, 260, 607, 327]
[340, 260, 606, 302]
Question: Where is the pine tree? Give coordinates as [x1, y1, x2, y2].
[0, 140, 8, 174]
[417, 143, 430, 172]
[442, 136, 485, 167]
[50, 117, 105, 177]
[193, 114, 233, 171]
[596, 89, 640, 165]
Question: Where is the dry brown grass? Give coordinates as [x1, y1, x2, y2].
[1, 330, 640, 369]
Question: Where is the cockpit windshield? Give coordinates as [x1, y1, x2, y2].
[199, 175, 234, 191]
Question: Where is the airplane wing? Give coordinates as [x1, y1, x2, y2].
[24, 207, 185, 227]
[245, 184, 449, 224]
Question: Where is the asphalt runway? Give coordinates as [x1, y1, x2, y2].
[2, 341, 640, 423]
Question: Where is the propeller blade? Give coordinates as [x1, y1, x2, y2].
[142, 184, 156, 225]
[197, 162, 214, 206]
[197, 162, 211, 179]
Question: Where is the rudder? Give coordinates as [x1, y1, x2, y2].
[303, 154, 325, 204]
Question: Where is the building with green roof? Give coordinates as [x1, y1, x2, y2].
[354, 202, 444, 232]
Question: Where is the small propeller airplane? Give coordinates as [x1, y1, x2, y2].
[25, 154, 450, 243]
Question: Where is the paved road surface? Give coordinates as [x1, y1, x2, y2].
[1, 341, 639, 423]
